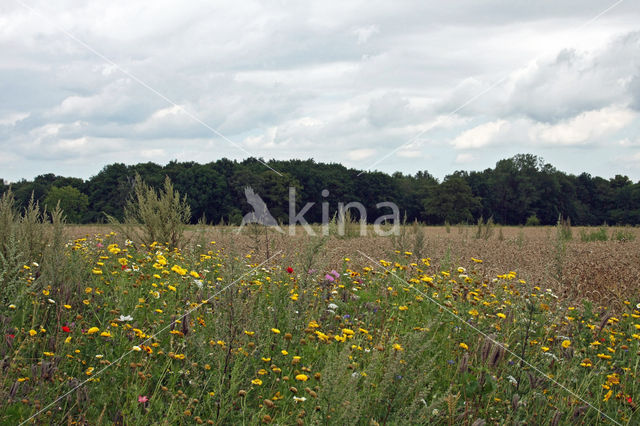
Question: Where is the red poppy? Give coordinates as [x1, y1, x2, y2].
[6, 334, 15, 339]
[628, 396, 633, 404]
[286, 267, 294, 274]
[62, 326, 71, 333]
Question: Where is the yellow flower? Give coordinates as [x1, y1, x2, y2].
[100, 331, 111, 338]
[92, 268, 103, 275]
[29, 329, 37, 337]
[468, 309, 479, 317]
[43, 351, 54, 357]
[63, 304, 71, 309]
[168, 285, 177, 292]
[171, 265, 187, 275]
[496, 313, 506, 319]
[271, 328, 281, 334]
[603, 390, 613, 402]
[295, 374, 308, 381]
[64, 336, 72, 344]
[459, 342, 469, 350]
[392, 343, 403, 351]
[281, 350, 288, 355]
[398, 306, 408, 311]
[541, 346, 550, 352]
[597, 353, 612, 360]
[251, 378, 263, 386]
[561, 340, 571, 349]
[86, 327, 100, 335]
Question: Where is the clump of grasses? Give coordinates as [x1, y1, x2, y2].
[474, 216, 494, 240]
[108, 174, 191, 248]
[611, 227, 636, 242]
[0, 189, 70, 307]
[579, 227, 608, 242]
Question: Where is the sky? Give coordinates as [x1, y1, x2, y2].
[1, 0, 640, 183]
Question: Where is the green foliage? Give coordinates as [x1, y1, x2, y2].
[611, 227, 636, 242]
[109, 174, 191, 248]
[4, 154, 640, 226]
[525, 214, 540, 226]
[579, 227, 608, 242]
[556, 215, 572, 242]
[0, 189, 69, 307]
[423, 174, 481, 224]
[44, 185, 88, 223]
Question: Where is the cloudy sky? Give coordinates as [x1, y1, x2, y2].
[1, 0, 640, 182]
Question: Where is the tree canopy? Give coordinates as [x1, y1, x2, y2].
[2, 154, 639, 225]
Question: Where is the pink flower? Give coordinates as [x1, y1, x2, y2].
[96, 243, 104, 248]
[138, 395, 149, 403]
[330, 270, 339, 278]
[325, 274, 335, 282]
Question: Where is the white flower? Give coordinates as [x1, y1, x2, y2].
[48, 299, 56, 304]
[194, 279, 203, 289]
[132, 346, 142, 351]
[119, 315, 133, 322]
[544, 352, 559, 361]
[507, 375, 518, 386]
[125, 239, 133, 246]
[293, 396, 306, 403]
[636, 303, 640, 309]
[432, 408, 439, 416]
[32, 262, 39, 267]
[327, 303, 338, 310]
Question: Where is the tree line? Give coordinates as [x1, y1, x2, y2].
[1, 154, 638, 226]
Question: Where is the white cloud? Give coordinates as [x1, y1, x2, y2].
[347, 148, 376, 161]
[455, 153, 476, 164]
[0, 112, 30, 126]
[353, 25, 379, 45]
[529, 106, 636, 145]
[451, 120, 507, 149]
[1, 0, 640, 181]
